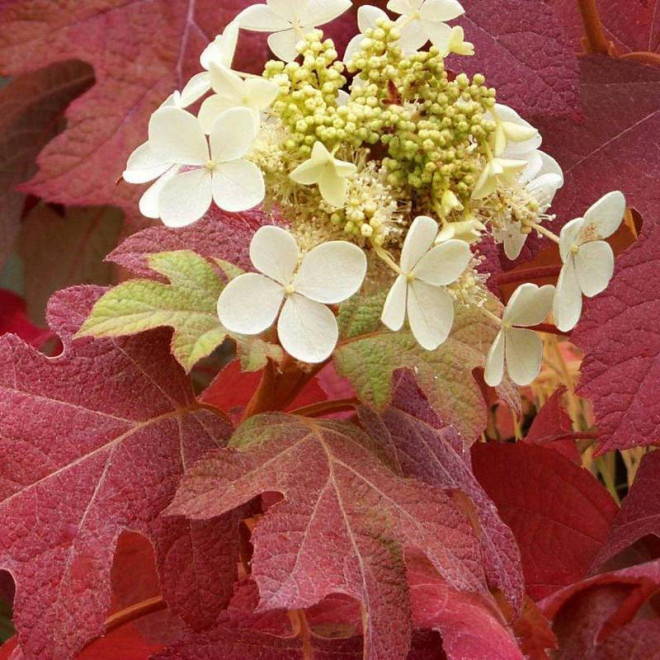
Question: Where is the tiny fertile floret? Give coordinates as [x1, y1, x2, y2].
[122, 0, 627, 369]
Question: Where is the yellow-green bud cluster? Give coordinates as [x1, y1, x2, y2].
[264, 31, 347, 158]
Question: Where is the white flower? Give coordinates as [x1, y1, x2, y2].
[553, 191, 626, 332]
[387, 0, 466, 54]
[493, 151, 564, 260]
[442, 25, 474, 56]
[236, 0, 352, 62]
[487, 104, 541, 157]
[198, 64, 279, 133]
[179, 22, 239, 107]
[289, 142, 357, 207]
[345, 5, 390, 61]
[381, 215, 471, 350]
[217, 226, 367, 363]
[436, 218, 485, 244]
[471, 157, 527, 200]
[484, 283, 555, 387]
[123, 106, 264, 226]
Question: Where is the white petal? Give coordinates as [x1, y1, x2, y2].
[217, 273, 284, 335]
[302, 0, 352, 26]
[250, 225, 300, 285]
[412, 239, 471, 286]
[484, 331, 505, 387]
[396, 17, 429, 52]
[501, 225, 527, 260]
[200, 23, 239, 69]
[148, 107, 209, 166]
[504, 283, 555, 327]
[270, 0, 302, 21]
[506, 328, 544, 386]
[278, 294, 339, 363]
[400, 215, 439, 272]
[209, 107, 259, 162]
[407, 281, 454, 350]
[246, 77, 280, 109]
[581, 191, 626, 242]
[123, 142, 171, 183]
[236, 4, 292, 31]
[295, 241, 367, 304]
[575, 240, 614, 298]
[388, 0, 418, 15]
[420, 0, 465, 22]
[290, 154, 326, 185]
[138, 166, 180, 218]
[344, 34, 364, 61]
[381, 275, 408, 332]
[179, 72, 212, 107]
[318, 168, 348, 207]
[158, 168, 213, 227]
[268, 28, 301, 61]
[198, 94, 241, 134]
[558, 217, 585, 262]
[212, 160, 265, 212]
[358, 5, 389, 31]
[553, 261, 583, 332]
[420, 19, 453, 51]
[526, 172, 563, 212]
[208, 62, 245, 97]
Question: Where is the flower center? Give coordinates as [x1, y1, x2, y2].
[502, 320, 513, 331]
[404, 271, 415, 282]
[570, 244, 580, 255]
[204, 159, 216, 172]
[284, 283, 296, 296]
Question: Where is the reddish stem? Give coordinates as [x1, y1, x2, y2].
[576, 0, 612, 54]
[290, 397, 359, 418]
[620, 51, 660, 66]
[496, 265, 561, 287]
[102, 596, 167, 635]
[530, 323, 569, 337]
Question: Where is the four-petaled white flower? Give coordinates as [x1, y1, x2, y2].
[553, 191, 626, 332]
[485, 283, 555, 387]
[179, 22, 240, 107]
[493, 151, 564, 260]
[217, 226, 367, 363]
[387, 0, 466, 54]
[236, 0, 352, 62]
[345, 5, 390, 61]
[442, 25, 474, 56]
[198, 63, 280, 133]
[381, 215, 471, 350]
[123, 106, 264, 226]
[289, 142, 357, 207]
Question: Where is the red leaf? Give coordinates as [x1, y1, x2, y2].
[0, 290, 53, 347]
[407, 555, 524, 660]
[571, 215, 660, 453]
[359, 371, 524, 611]
[471, 443, 619, 600]
[0, 60, 93, 266]
[524, 388, 581, 464]
[0, 286, 235, 657]
[535, 56, 660, 229]
[456, 0, 580, 117]
[594, 619, 660, 659]
[0, 0, 268, 210]
[168, 413, 487, 659]
[108, 207, 271, 278]
[593, 451, 660, 568]
[540, 560, 660, 659]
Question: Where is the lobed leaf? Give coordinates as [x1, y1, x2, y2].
[168, 413, 488, 659]
[0, 286, 236, 657]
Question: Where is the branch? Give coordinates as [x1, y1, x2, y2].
[576, 0, 612, 54]
[496, 265, 561, 287]
[290, 397, 359, 418]
[103, 596, 167, 635]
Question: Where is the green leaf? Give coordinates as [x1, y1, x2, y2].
[78, 250, 227, 372]
[333, 302, 499, 443]
[337, 290, 387, 339]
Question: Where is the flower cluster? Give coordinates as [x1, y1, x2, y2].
[122, 0, 626, 384]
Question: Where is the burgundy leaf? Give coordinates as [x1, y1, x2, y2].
[593, 451, 660, 568]
[0, 286, 234, 657]
[471, 443, 618, 600]
[168, 413, 487, 659]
